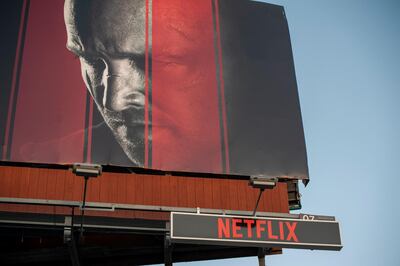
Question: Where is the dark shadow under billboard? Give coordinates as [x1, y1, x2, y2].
[0, 0, 308, 181]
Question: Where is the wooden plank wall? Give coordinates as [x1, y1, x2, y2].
[0, 165, 289, 220]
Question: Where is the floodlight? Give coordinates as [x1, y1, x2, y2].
[249, 176, 279, 216]
[72, 163, 102, 177]
[249, 176, 278, 190]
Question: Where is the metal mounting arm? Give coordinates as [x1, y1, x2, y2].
[249, 176, 278, 216]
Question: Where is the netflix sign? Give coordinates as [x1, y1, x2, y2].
[171, 213, 342, 251]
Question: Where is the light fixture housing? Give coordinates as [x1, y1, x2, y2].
[72, 163, 102, 178]
[249, 176, 278, 190]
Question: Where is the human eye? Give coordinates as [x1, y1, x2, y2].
[128, 55, 145, 71]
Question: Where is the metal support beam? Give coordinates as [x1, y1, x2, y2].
[258, 255, 265, 266]
[67, 234, 81, 266]
[257, 248, 268, 266]
[0, 209, 168, 236]
[0, 197, 337, 221]
[252, 189, 265, 216]
[164, 222, 173, 266]
[80, 176, 89, 237]
[64, 216, 73, 243]
[64, 216, 81, 266]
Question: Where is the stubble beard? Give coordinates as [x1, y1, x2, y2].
[102, 107, 145, 166]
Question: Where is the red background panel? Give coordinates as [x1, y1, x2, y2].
[10, 0, 87, 163]
[152, 0, 223, 173]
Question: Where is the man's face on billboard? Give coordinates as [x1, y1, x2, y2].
[64, 0, 147, 165]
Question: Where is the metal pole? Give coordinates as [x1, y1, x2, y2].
[252, 189, 265, 216]
[164, 233, 173, 266]
[67, 232, 81, 266]
[257, 248, 267, 266]
[258, 255, 266, 266]
[80, 176, 89, 237]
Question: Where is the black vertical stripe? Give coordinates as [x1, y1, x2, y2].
[211, 0, 227, 172]
[0, 0, 25, 158]
[148, 55, 153, 168]
[5, 0, 30, 160]
[82, 90, 91, 163]
[217, 0, 309, 178]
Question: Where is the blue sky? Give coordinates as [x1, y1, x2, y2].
[177, 0, 400, 265]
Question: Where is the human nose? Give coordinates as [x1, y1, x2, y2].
[103, 74, 125, 111]
[102, 59, 145, 111]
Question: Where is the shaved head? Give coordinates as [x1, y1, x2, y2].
[64, 0, 148, 166]
[64, 0, 146, 56]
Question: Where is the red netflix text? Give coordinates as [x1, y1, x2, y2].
[217, 218, 298, 242]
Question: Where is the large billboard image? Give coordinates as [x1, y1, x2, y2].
[0, 0, 308, 180]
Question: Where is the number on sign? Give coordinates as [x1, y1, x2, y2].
[302, 215, 315, 221]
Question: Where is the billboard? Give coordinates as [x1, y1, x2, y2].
[0, 0, 308, 180]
